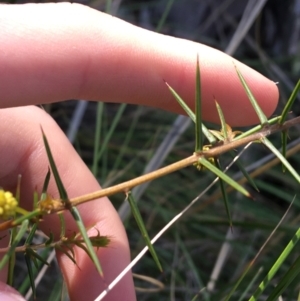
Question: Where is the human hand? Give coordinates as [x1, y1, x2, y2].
[0, 3, 278, 301]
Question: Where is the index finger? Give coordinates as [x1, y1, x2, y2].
[0, 3, 278, 126]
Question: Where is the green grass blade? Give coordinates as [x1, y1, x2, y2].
[70, 207, 103, 276]
[127, 191, 162, 272]
[164, 81, 216, 144]
[236, 267, 263, 301]
[279, 79, 300, 124]
[262, 138, 300, 183]
[0, 220, 29, 270]
[235, 66, 268, 125]
[195, 55, 203, 152]
[265, 255, 300, 301]
[249, 227, 300, 301]
[215, 159, 232, 228]
[198, 157, 250, 198]
[155, 0, 175, 33]
[281, 130, 288, 172]
[96, 103, 127, 162]
[111, 106, 142, 174]
[177, 233, 209, 301]
[41, 128, 68, 202]
[215, 101, 228, 140]
[92, 102, 104, 177]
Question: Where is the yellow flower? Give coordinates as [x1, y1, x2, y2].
[0, 189, 18, 220]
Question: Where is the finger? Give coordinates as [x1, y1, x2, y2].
[0, 282, 25, 301]
[0, 3, 278, 126]
[0, 106, 135, 301]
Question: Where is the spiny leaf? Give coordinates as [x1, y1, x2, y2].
[70, 207, 103, 276]
[195, 55, 203, 151]
[279, 79, 300, 124]
[26, 248, 49, 266]
[0, 220, 29, 270]
[88, 230, 110, 249]
[42, 128, 103, 275]
[127, 191, 162, 272]
[41, 128, 68, 203]
[42, 168, 51, 196]
[25, 223, 38, 245]
[164, 81, 216, 144]
[215, 100, 228, 141]
[56, 246, 77, 265]
[262, 138, 300, 183]
[235, 65, 268, 125]
[197, 157, 250, 198]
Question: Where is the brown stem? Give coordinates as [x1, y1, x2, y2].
[53, 116, 300, 211]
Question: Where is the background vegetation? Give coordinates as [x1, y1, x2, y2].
[2, 0, 300, 300]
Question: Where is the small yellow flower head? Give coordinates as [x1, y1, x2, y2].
[0, 189, 18, 220]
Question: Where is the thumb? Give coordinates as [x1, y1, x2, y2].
[0, 282, 25, 301]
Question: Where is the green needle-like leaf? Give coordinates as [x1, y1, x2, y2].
[42, 168, 51, 196]
[195, 55, 203, 151]
[42, 127, 103, 275]
[279, 79, 300, 124]
[26, 248, 49, 267]
[7, 227, 17, 286]
[249, 227, 300, 301]
[45, 232, 54, 246]
[25, 223, 38, 245]
[234, 116, 281, 140]
[164, 81, 216, 144]
[198, 157, 250, 198]
[215, 101, 228, 140]
[127, 191, 162, 272]
[41, 128, 68, 203]
[24, 253, 36, 299]
[59, 213, 66, 238]
[70, 207, 103, 276]
[215, 159, 232, 227]
[56, 245, 76, 265]
[0, 220, 29, 270]
[235, 66, 268, 125]
[262, 138, 300, 183]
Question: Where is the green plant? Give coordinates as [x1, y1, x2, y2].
[0, 58, 299, 300]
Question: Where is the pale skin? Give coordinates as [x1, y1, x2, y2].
[0, 3, 278, 301]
